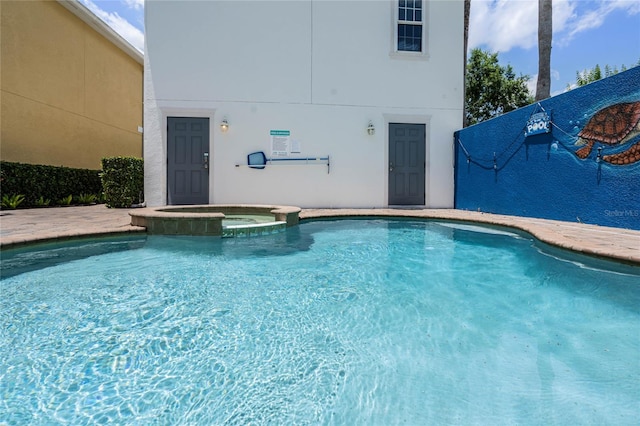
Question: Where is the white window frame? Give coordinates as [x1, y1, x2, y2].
[390, 0, 429, 60]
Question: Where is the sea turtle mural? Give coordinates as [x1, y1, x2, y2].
[574, 101, 640, 165]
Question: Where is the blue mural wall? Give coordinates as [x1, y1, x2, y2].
[454, 66, 640, 230]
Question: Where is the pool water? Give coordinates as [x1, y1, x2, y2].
[1, 219, 639, 425]
[222, 214, 277, 226]
[221, 214, 286, 238]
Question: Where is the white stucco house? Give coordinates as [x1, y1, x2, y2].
[144, 0, 464, 208]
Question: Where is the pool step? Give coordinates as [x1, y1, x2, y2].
[222, 221, 287, 238]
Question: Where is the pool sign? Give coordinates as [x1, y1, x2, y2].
[525, 111, 551, 137]
[270, 130, 290, 157]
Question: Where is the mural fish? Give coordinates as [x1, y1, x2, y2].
[574, 101, 640, 165]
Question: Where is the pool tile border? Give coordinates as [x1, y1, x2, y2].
[300, 209, 640, 266]
[1, 205, 638, 266]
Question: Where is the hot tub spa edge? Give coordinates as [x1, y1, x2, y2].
[129, 204, 301, 236]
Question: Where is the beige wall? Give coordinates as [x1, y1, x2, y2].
[1, 0, 142, 170]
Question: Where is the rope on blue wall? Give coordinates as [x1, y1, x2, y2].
[457, 102, 597, 171]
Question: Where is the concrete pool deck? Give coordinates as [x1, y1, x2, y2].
[0, 204, 639, 265]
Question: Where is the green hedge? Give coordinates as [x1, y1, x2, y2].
[101, 157, 144, 208]
[0, 161, 102, 208]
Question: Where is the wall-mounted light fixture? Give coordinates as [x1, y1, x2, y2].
[220, 118, 229, 133]
[367, 121, 375, 136]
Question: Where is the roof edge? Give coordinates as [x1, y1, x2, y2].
[56, 0, 143, 65]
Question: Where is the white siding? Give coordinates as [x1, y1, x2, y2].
[144, 0, 464, 208]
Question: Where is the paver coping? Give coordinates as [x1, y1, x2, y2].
[0, 205, 638, 265]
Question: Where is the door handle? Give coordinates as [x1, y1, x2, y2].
[203, 152, 209, 169]
[389, 162, 394, 172]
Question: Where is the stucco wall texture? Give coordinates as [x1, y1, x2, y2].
[143, 0, 464, 208]
[1, 0, 142, 170]
[455, 66, 640, 230]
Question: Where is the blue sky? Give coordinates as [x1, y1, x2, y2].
[82, 0, 639, 95]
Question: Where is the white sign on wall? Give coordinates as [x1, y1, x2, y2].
[524, 112, 551, 137]
[270, 130, 290, 157]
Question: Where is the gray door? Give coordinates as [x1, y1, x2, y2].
[388, 123, 425, 205]
[167, 117, 209, 205]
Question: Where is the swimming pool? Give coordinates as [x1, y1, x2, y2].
[1, 219, 638, 424]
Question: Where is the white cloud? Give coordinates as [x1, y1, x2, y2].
[467, 0, 575, 53]
[526, 73, 537, 95]
[468, 0, 637, 53]
[530, 70, 566, 96]
[469, 0, 539, 52]
[80, 0, 144, 53]
[559, 0, 640, 45]
[551, 0, 577, 35]
[124, 0, 144, 11]
[514, 67, 562, 97]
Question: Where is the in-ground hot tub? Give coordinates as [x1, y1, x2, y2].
[129, 204, 301, 237]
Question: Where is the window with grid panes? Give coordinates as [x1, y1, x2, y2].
[397, 0, 423, 52]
